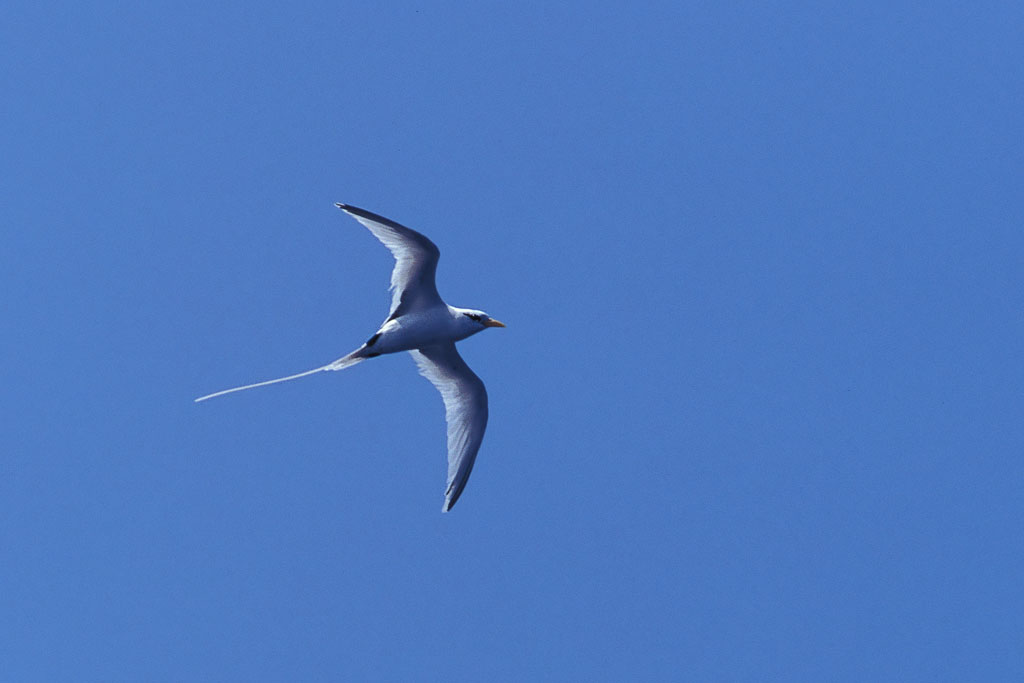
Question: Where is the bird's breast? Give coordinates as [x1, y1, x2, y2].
[371, 310, 462, 354]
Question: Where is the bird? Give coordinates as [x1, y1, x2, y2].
[195, 203, 505, 511]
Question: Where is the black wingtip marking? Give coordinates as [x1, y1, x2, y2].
[444, 482, 467, 511]
[334, 203, 426, 236]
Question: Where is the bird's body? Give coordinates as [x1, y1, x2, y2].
[196, 204, 504, 511]
[364, 305, 487, 356]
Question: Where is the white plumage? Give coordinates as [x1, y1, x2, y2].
[411, 344, 489, 510]
[196, 203, 505, 511]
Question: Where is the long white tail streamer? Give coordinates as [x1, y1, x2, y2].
[194, 353, 364, 403]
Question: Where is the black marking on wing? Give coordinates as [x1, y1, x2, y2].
[336, 204, 426, 236]
[365, 332, 382, 347]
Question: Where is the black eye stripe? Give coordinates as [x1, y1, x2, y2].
[464, 313, 482, 322]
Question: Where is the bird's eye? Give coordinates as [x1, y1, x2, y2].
[465, 313, 482, 322]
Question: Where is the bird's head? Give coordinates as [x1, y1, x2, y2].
[457, 308, 506, 336]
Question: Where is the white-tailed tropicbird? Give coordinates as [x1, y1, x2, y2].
[196, 203, 505, 511]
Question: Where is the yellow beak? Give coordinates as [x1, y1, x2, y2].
[484, 318, 506, 328]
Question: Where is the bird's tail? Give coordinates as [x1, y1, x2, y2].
[194, 348, 367, 403]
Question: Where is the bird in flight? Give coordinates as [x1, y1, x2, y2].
[196, 203, 505, 511]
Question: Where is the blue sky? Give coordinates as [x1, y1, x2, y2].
[2, 2, 1022, 680]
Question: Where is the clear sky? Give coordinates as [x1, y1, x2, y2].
[2, 2, 1022, 680]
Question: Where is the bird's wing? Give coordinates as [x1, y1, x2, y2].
[336, 203, 443, 318]
[410, 343, 489, 511]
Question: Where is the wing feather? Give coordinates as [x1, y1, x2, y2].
[335, 204, 443, 317]
[410, 344, 488, 511]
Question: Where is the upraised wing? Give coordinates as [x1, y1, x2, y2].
[336, 203, 443, 318]
[410, 343, 489, 511]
